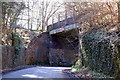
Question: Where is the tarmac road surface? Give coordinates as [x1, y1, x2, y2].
[2, 67, 73, 78]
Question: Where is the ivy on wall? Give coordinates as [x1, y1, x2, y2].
[79, 27, 119, 77]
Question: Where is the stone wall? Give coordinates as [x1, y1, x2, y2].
[2, 46, 26, 69]
[2, 46, 14, 69]
[49, 49, 78, 66]
[26, 32, 49, 65]
[14, 48, 26, 66]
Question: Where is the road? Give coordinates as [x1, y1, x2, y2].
[2, 67, 73, 78]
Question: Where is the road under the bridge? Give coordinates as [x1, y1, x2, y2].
[2, 67, 74, 78]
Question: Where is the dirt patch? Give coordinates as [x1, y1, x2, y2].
[62, 69, 76, 78]
[62, 68, 115, 79]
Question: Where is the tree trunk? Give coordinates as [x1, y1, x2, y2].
[11, 32, 14, 46]
[28, 0, 30, 30]
[118, 2, 120, 23]
[78, 28, 84, 66]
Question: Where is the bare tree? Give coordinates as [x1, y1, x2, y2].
[37, 0, 63, 32]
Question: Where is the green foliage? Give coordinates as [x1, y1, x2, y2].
[6, 32, 25, 66]
[7, 32, 23, 46]
[79, 28, 119, 77]
[13, 32, 22, 45]
[32, 30, 42, 34]
[71, 65, 82, 72]
[0, 44, 3, 47]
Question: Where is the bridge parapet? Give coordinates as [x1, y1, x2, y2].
[47, 14, 83, 32]
[49, 23, 80, 35]
[47, 14, 84, 35]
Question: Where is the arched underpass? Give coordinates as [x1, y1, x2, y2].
[25, 23, 80, 67]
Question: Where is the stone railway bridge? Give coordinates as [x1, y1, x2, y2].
[27, 14, 83, 66]
[46, 14, 83, 66]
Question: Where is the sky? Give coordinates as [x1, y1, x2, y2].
[17, 0, 64, 30]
